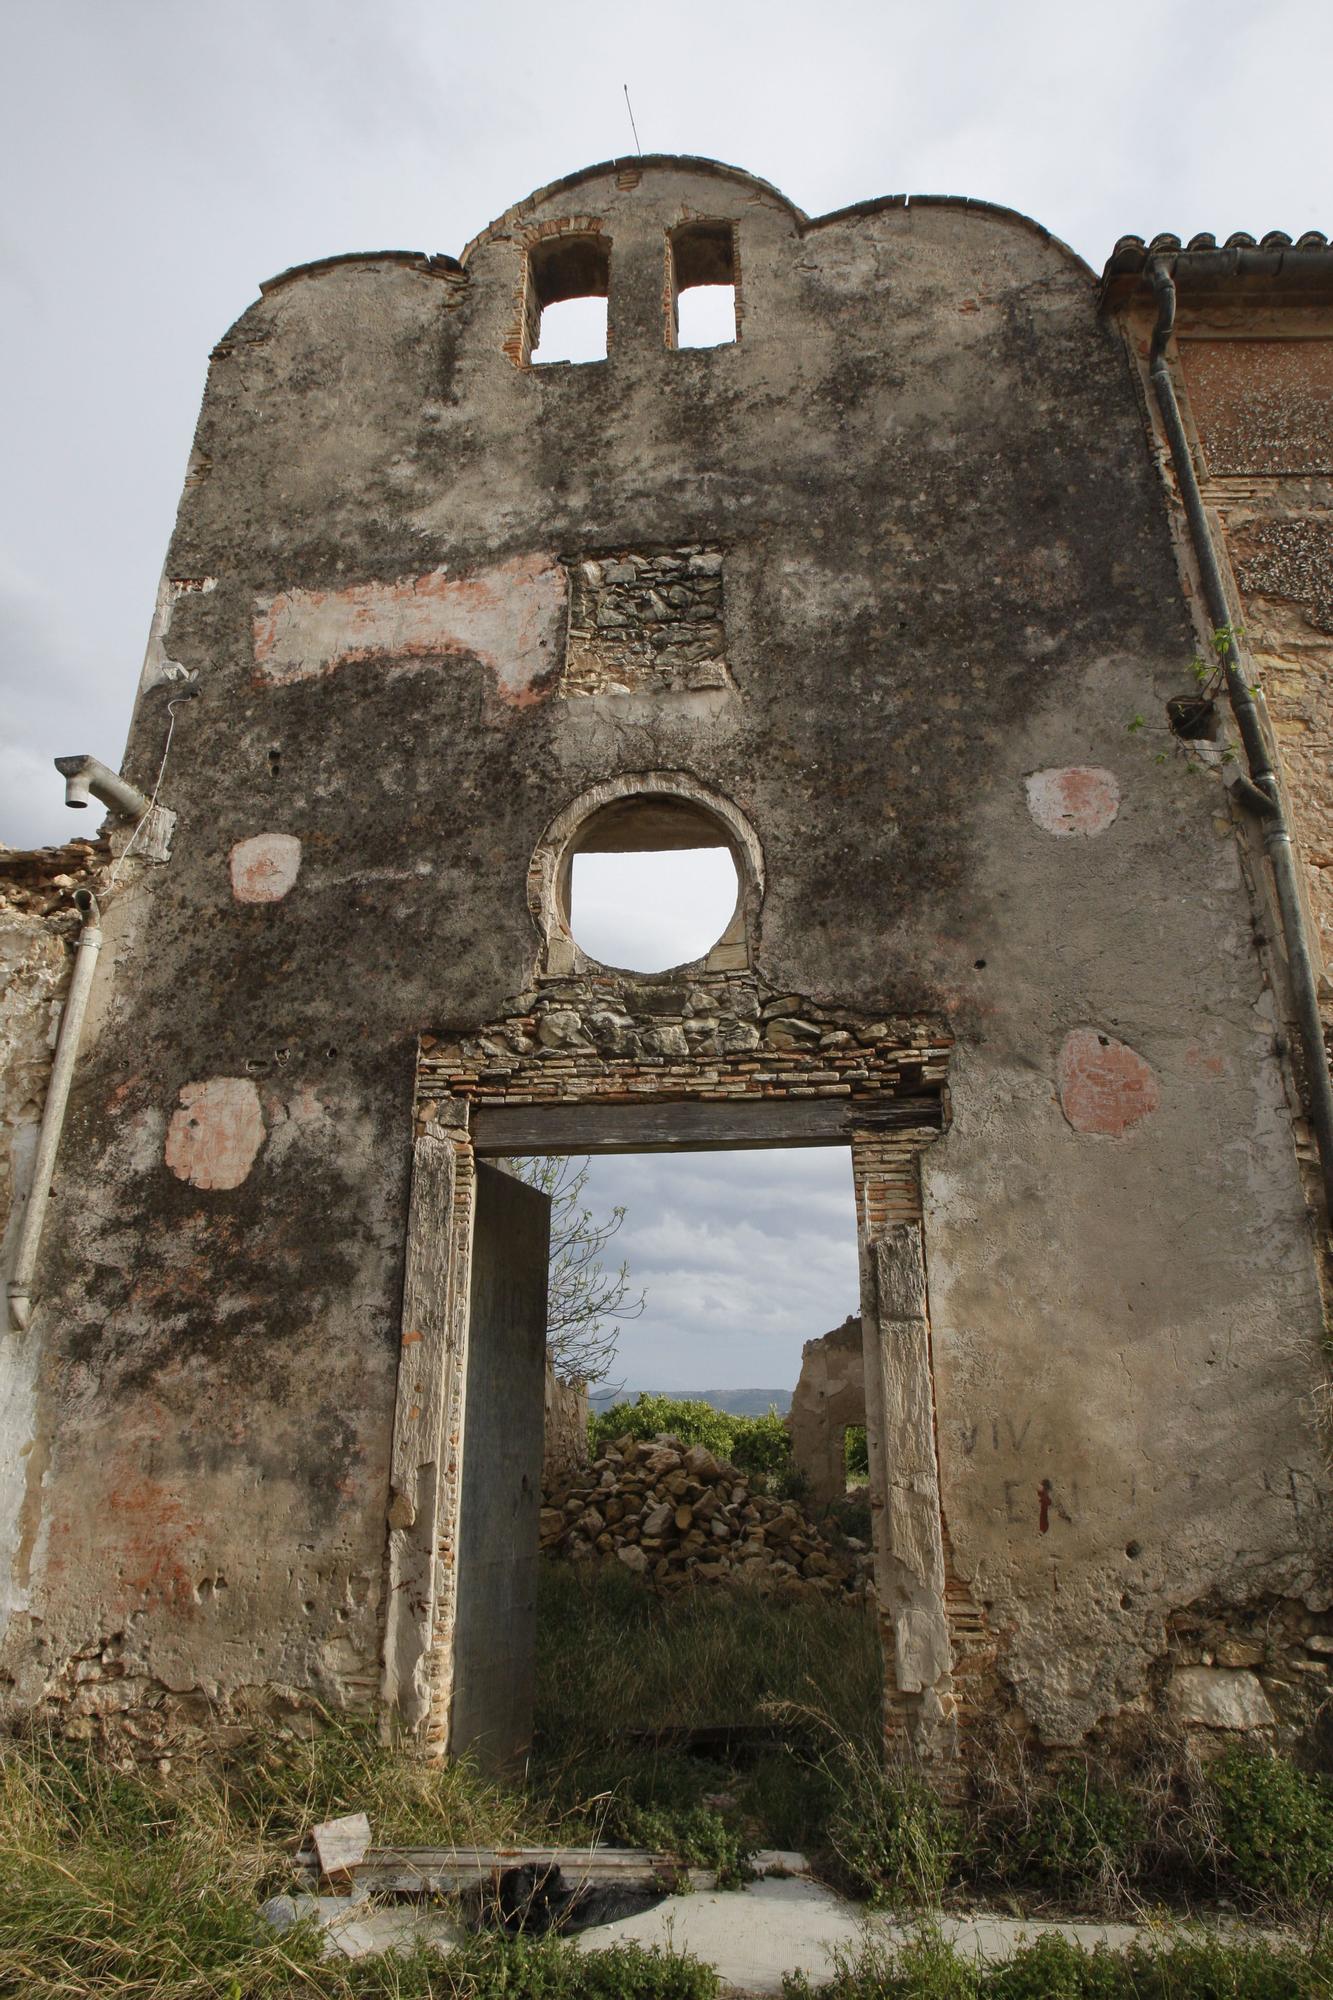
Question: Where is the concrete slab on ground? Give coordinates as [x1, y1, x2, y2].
[264, 1874, 1239, 1992]
[573, 1875, 1143, 1994]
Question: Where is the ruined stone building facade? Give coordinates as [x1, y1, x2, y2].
[2, 159, 1331, 1767]
[788, 1317, 868, 1511]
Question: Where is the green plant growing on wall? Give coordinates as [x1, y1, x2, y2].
[1127, 624, 1248, 767]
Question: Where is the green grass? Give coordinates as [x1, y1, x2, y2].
[3, 1576, 1331, 1995]
[960, 1735, 1333, 1921]
[532, 1559, 885, 1854]
[781, 1927, 1333, 1998]
[535, 1559, 883, 1749]
[531, 1566, 1333, 1923]
[1205, 1746, 1333, 1907]
[0, 1723, 719, 1997]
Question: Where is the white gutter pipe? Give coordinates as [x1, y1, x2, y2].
[6, 892, 103, 1333]
[53, 755, 152, 820]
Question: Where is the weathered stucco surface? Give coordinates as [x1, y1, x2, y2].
[541, 1357, 589, 1491]
[0, 844, 111, 1656]
[788, 1316, 866, 1509]
[1, 161, 1328, 1754]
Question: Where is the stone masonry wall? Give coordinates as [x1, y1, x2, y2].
[542, 1354, 589, 1488]
[787, 1315, 866, 1510]
[563, 545, 730, 695]
[417, 972, 950, 1113]
[5, 161, 1328, 1766]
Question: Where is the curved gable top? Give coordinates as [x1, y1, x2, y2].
[807, 191, 1091, 277]
[462, 154, 1090, 278]
[250, 157, 1092, 305]
[459, 154, 806, 264]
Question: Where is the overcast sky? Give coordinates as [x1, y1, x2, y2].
[4, 0, 1329, 1387]
[581, 1146, 861, 1394]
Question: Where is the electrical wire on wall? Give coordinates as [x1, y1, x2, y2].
[107, 688, 196, 887]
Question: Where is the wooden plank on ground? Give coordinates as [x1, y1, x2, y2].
[293, 1844, 710, 1893]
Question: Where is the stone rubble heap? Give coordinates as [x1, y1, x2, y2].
[540, 1433, 874, 1602]
[0, 838, 107, 918]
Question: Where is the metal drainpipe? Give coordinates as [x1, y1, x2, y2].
[6, 892, 103, 1333]
[1146, 257, 1333, 1230]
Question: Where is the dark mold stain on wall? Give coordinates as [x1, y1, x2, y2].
[5, 161, 1328, 1754]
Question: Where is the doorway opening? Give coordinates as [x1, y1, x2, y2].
[454, 1142, 885, 1859]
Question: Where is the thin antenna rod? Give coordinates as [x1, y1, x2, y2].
[623, 84, 642, 157]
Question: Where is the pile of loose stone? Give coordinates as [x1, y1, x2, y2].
[540, 1434, 874, 1602]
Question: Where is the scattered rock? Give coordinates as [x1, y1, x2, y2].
[542, 1434, 873, 1601]
[1214, 1637, 1266, 1669]
[1167, 1667, 1276, 1731]
[313, 1810, 372, 1880]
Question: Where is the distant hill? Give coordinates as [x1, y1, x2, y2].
[589, 1386, 791, 1417]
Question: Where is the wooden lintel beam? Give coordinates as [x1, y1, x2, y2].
[470, 1095, 940, 1157]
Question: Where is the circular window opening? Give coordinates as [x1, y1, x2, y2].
[566, 798, 741, 973]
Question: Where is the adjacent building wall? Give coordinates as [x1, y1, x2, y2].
[1, 163, 1328, 1757]
[788, 1316, 866, 1510]
[543, 1357, 589, 1490]
[1, 841, 111, 1662]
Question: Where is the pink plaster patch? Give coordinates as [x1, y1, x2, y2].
[164, 1078, 266, 1190]
[1058, 1029, 1160, 1137]
[229, 832, 301, 903]
[252, 552, 566, 705]
[1025, 767, 1120, 837]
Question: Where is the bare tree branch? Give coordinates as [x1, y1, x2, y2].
[500, 1155, 646, 1386]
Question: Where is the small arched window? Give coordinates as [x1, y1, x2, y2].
[667, 221, 738, 349]
[525, 233, 610, 366]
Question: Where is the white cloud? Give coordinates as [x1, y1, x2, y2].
[571, 850, 739, 971]
[4, 0, 1328, 1370]
[577, 1149, 861, 1390]
[6, 1, 1330, 849]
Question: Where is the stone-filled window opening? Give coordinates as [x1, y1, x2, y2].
[525, 233, 610, 366]
[667, 220, 738, 349]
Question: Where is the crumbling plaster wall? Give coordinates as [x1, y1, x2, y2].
[0, 843, 110, 1656]
[542, 1357, 589, 1490]
[3, 159, 1326, 1749]
[788, 1316, 866, 1510]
